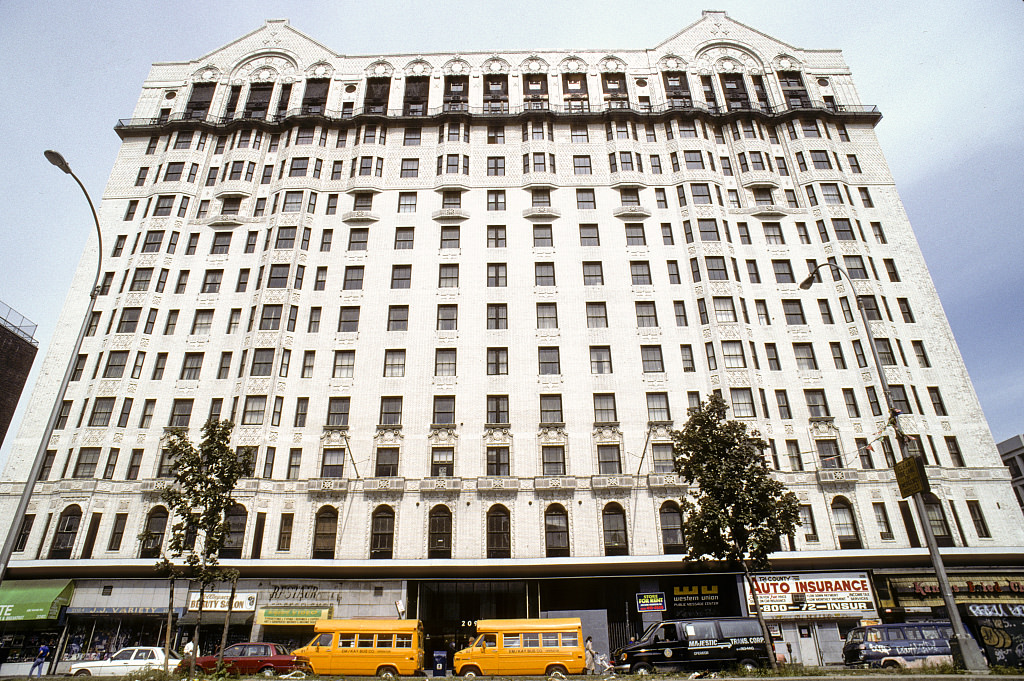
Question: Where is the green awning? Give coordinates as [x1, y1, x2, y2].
[0, 579, 74, 621]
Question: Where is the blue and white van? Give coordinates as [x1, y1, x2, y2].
[843, 622, 954, 668]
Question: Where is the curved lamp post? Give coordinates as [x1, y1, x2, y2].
[0, 151, 104, 583]
[800, 262, 988, 671]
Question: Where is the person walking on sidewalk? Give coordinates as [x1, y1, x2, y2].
[29, 641, 51, 677]
[585, 636, 596, 674]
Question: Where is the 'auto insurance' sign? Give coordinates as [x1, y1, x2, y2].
[744, 572, 877, 619]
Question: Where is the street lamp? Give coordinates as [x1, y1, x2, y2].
[799, 262, 989, 671]
[0, 151, 104, 583]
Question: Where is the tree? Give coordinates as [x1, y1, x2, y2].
[672, 395, 801, 669]
[161, 418, 253, 678]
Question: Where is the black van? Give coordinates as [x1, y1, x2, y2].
[612, 617, 771, 674]
[843, 622, 954, 668]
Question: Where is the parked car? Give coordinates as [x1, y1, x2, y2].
[186, 642, 311, 676]
[843, 622, 955, 668]
[71, 646, 179, 676]
[612, 617, 771, 674]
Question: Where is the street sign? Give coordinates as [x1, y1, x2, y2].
[894, 456, 930, 498]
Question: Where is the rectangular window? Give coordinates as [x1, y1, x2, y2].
[487, 190, 506, 211]
[805, 390, 831, 417]
[432, 396, 456, 425]
[486, 395, 509, 425]
[635, 301, 658, 327]
[647, 393, 671, 422]
[586, 302, 608, 328]
[641, 345, 665, 373]
[597, 444, 621, 474]
[533, 262, 556, 287]
[536, 302, 557, 329]
[594, 393, 617, 422]
[538, 346, 561, 375]
[434, 349, 456, 376]
[576, 189, 596, 210]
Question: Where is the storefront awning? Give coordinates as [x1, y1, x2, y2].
[0, 579, 74, 621]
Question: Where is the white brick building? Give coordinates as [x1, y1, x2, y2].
[2, 11, 1021, 670]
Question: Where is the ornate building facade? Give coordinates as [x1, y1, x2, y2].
[3, 11, 1021, 671]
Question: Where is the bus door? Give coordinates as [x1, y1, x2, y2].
[306, 633, 334, 675]
[475, 633, 501, 674]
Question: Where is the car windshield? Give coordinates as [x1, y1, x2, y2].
[638, 622, 661, 642]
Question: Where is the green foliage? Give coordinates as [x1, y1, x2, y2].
[672, 395, 800, 571]
[161, 418, 252, 584]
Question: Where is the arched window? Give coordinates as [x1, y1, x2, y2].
[602, 503, 628, 556]
[49, 505, 82, 559]
[139, 506, 169, 559]
[831, 497, 861, 549]
[659, 502, 685, 554]
[312, 506, 338, 559]
[218, 504, 247, 559]
[427, 505, 452, 559]
[370, 505, 395, 559]
[545, 504, 570, 558]
[486, 505, 511, 558]
[922, 494, 954, 547]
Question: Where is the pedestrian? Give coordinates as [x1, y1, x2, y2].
[182, 638, 195, 664]
[585, 636, 596, 675]
[29, 641, 50, 677]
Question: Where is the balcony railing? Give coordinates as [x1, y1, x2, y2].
[116, 99, 880, 132]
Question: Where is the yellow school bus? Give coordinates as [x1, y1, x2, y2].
[292, 619, 424, 677]
[453, 618, 586, 677]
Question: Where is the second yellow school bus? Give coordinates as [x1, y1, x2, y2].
[292, 619, 424, 677]
[454, 618, 586, 677]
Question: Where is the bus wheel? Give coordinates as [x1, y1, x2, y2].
[546, 664, 568, 679]
[882, 660, 901, 669]
[739, 658, 759, 671]
[377, 666, 399, 680]
[632, 663, 653, 675]
[460, 666, 482, 678]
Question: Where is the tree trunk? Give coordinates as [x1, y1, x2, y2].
[743, 563, 779, 670]
[217, 577, 237, 670]
[191, 581, 205, 681]
[163, 577, 174, 672]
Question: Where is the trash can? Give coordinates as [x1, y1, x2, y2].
[433, 650, 448, 677]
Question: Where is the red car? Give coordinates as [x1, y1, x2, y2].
[184, 642, 311, 676]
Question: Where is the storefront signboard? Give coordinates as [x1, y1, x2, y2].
[255, 607, 332, 625]
[67, 606, 168, 614]
[745, 572, 876, 619]
[883, 574, 1024, 608]
[636, 593, 666, 612]
[187, 592, 257, 612]
[659, 575, 740, 618]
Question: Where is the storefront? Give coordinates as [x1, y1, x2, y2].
[178, 590, 256, 655]
[0, 579, 74, 675]
[410, 573, 746, 667]
[874, 571, 1024, 666]
[745, 572, 878, 666]
[874, 571, 1024, 621]
[57, 579, 184, 674]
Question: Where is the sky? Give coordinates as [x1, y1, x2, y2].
[1, 0, 1022, 468]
